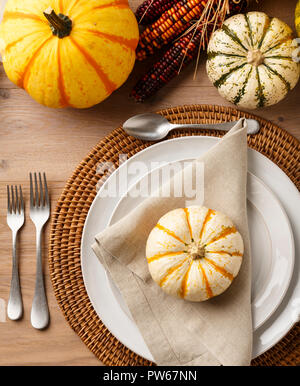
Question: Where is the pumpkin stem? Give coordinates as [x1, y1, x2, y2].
[188, 243, 206, 260]
[43, 7, 72, 39]
[247, 49, 264, 66]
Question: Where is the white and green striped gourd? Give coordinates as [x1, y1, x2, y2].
[206, 12, 300, 109]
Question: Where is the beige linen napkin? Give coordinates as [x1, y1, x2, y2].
[92, 119, 252, 366]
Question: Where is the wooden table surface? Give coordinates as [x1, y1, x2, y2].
[0, 0, 299, 366]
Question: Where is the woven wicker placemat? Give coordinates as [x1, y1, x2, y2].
[49, 104, 300, 366]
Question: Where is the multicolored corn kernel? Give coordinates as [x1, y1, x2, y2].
[135, 0, 179, 25]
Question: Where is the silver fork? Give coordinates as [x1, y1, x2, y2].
[30, 172, 50, 329]
[7, 185, 24, 320]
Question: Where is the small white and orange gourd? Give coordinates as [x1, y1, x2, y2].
[146, 206, 244, 301]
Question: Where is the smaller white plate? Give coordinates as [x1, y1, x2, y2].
[108, 162, 294, 338]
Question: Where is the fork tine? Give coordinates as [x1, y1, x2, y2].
[30, 172, 34, 208]
[34, 172, 39, 207]
[19, 185, 24, 213]
[38, 172, 44, 207]
[15, 185, 19, 214]
[43, 173, 49, 207]
[7, 185, 11, 213]
[11, 185, 15, 214]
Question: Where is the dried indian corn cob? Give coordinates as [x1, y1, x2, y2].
[136, 0, 209, 61]
[131, 0, 248, 101]
[131, 27, 207, 102]
[135, 0, 179, 25]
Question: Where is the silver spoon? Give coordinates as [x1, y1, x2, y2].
[123, 113, 260, 141]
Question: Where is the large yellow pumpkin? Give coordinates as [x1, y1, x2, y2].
[0, 0, 139, 108]
[296, 0, 300, 37]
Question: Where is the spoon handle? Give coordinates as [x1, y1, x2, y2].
[170, 119, 259, 135]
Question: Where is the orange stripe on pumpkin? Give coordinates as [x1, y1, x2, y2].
[206, 250, 243, 257]
[85, 29, 138, 51]
[147, 251, 186, 263]
[57, 40, 71, 107]
[19, 36, 53, 89]
[199, 209, 215, 242]
[69, 0, 129, 25]
[204, 258, 234, 281]
[183, 208, 193, 241]
[59, 0, 64, 13]
[206, 226, 237, 246]
[159, 258, 188, 287]
[180, 262, 192, 298]
[4, 32, 37, 53]
[155, 223, 186, 245]
[69, 36, 116, 95]
[198, 262, 213, 299]
[65, 0, 79, 15]
[2, 11, 47, 24]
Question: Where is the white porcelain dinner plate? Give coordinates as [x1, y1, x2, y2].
[81, 136, 300, 361]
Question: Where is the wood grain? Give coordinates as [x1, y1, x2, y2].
[0, 0, 299, 366]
